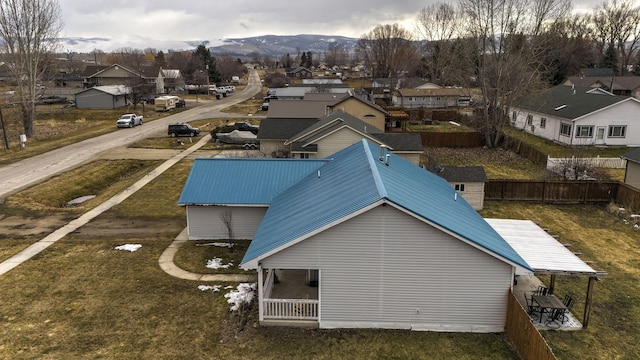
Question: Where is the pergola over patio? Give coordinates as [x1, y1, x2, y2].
[486, 218, 607, 328]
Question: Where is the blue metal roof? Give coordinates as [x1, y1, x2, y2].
[241, 140, 531, 271]
[178, 158, 328, 205]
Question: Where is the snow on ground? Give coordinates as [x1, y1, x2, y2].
[195, 242, 234, 248]
[198, 285, 222, 292]
[224, 283, 257, 311]
[206, 257, 233, 269]
[114, 244, 142, 252]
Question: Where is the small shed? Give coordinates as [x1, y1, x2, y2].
[621, 148, 640, 189]
[75, 85, 131, 109]
[432, 166, 487, 210]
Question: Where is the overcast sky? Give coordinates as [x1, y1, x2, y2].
[58, 0, 620, 53]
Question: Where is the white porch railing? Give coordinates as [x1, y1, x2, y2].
[263, 269, 275, 299]
[263, 298, 319, 320]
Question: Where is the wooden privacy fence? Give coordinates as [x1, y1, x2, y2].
[505, 292, 557, 360]
[616, 183, 640, 211]
[418, 131, 483, 147]
[486, 180, 618, 204]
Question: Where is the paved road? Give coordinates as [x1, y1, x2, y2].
[0, 70, 263, 201]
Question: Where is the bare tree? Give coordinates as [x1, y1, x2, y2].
[0, 0, 63, 137]
[219, 208, 234, 248]
[592, 0, 640, 75]
[415, 2, 462, 85]
[356, 23, 419, 79]
[459, 0, 571, 147]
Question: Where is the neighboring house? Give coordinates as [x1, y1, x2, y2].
[158, 69, 184, 93]
[282, 110, 422, 164]
[563, 76, 640, 99]
[179, 140, 532, 332]
[257, 118, 320, 156]
[430, 166, 487, 210]
[74, 85, 131, 109]
[269, 85, 351, 100]
[268, 92, 388, 131]
[510, 85, 640, 146]
[286, 67, 313, 79]
[392, 88, 471, 109]
[621, 148, 640, 189]
[83, 63, 161, 92]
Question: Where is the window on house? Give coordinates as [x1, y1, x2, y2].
[576, 126, 594, 137]
[300, 153, 309, 159]
[512, 111, 517, 121]
[560, 123, 572, 136]
[526, 114, 533, 125]
[454, 184, 465, 191]
[608, 125, 626, 137]
[540, 118, 546, 129]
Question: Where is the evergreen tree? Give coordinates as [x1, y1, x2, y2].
[601, 42, 619, 75]
[193, 44, 220, 83]
[633, 51, 640, 76]
[154, 51, 167, 68]
[305, 51, 313, 68]
[300, 52, 307, 67]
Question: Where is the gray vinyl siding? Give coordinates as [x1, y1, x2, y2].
[261, 205, 512, 332]
[186, 206, 267, 240]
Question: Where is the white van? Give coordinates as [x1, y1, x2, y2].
[155, 95, 179, 112]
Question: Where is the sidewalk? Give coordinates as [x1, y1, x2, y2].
[0, 134, 248, 281]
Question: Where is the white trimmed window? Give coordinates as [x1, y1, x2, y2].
[608, 125, 626, 137]
[560, 123, 572, 136]
[576, 126, 594, 137]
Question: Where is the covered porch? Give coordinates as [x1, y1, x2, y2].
[487, 219, 607, 331]
[258, 267, 319, 327]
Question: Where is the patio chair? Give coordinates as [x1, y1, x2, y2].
[534, 285, 548, 296]
[524, 292, 541, 319]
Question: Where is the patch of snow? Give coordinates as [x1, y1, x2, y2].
[224, 285, 234, 289]
[198, 285, 222, 292]
[67, 195, 96, 206]
[114, 244, 142, 252]
[224, 283, 256, 311]
[196, 242, 234, 248]
[206, 257, 233, 269]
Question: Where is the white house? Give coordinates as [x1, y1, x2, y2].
[179, 140, 533, 332]
[510, 85, 640, 146]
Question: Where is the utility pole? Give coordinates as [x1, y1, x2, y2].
[0, 105, 9, 150]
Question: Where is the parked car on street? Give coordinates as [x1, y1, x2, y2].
[176, 97, 186, 107]
[168, 123, 200, 137]
[116, 113, 143, 128]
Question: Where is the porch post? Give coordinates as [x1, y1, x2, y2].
[583, 276, 596, 329]
[549, 274, 556, 294]
[258, 264, 264, 322]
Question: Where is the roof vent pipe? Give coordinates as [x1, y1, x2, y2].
[385, 154, 390, 166]
[454, 193, 458, 201]
[317, 170, 321, 178]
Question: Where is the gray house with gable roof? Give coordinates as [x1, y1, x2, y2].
[510, 85, 640, 146]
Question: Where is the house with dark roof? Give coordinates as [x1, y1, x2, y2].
[259, 110, 422, 164]
[392, 88, 471, 108]
[178, 140, 533, 331]
[510, 85, 640, 146]
[621, 148, 640, 189]
[562, 76, 640, 99]
[430, 166, 487, 210]
[285, 67, 313, 79]
[82, 63, 163, 93]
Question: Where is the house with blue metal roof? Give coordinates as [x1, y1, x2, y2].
[178, 139, 533, 332]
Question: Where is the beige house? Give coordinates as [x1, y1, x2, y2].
[393, 88, 471, 109]
[432, 166, 487, 210]
[82, 63, 162, 93]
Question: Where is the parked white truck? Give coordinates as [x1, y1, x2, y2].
[116, 113, 143, 128]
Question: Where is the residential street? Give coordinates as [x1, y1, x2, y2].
[0, 70, 263, 201]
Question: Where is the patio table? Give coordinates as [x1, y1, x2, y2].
[532, 294, 567, 324]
